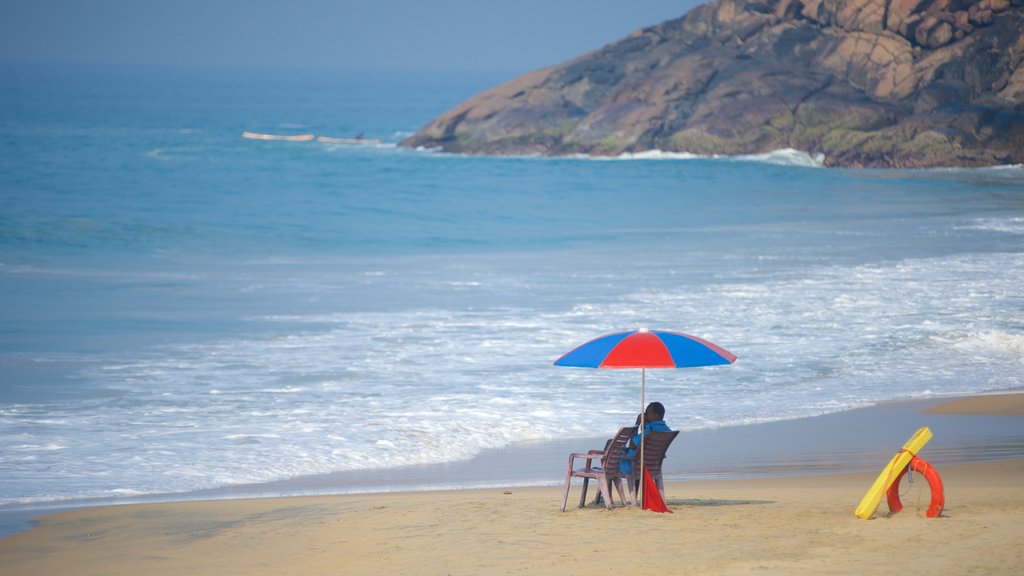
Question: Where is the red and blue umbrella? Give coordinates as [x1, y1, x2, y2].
[554, 328, 736, 370]
[554, 327, 736, 433]
[554, 328, 736, 509]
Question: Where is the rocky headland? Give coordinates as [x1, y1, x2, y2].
[401, 0, 1024, 168]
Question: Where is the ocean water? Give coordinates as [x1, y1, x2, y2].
[1, 63, 1023, 508]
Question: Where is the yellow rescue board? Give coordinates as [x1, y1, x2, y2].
[855, 426, 932, 519]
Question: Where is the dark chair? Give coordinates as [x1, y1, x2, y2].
[560, 426, 637, 511]
[624, 430, 680, 504]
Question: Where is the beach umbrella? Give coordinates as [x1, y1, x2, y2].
[554, 328, 736, 510]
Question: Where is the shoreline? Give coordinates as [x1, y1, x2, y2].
[219, 390, 1024, 494]
[1, 391, 1022, 542]
[1, 392, 1022, 574]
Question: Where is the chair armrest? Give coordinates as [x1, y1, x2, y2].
[568, 451, 605, 467]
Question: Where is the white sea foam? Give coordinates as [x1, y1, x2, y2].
[613, 150, 703, 160]
[408, 144, 825, 167]
[734, 148, 825, 167]
[950, 330, 1024, 357]
[960, 216, 1024, 235]
[606, 147, 824, 167]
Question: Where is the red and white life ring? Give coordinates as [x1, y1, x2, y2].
[886, 456, 944, 518]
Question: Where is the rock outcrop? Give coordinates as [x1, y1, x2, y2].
[401, 0, 1024, 168]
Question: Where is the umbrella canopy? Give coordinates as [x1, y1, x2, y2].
[554, 328, 736, 510]
[554, 329, 737, 369]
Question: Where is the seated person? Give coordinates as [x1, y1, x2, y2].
[591, 402, 671, 506]
[619, 401, 671, 476]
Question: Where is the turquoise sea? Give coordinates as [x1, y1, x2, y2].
[1, 63, 1023, 512]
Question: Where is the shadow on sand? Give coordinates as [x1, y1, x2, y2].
[666, 498, 775, 507]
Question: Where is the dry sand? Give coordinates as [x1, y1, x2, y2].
[2, 393, 1022, 575]
[924, 392, 1024, 416]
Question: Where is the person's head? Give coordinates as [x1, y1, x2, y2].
[645, 401, 665, 422]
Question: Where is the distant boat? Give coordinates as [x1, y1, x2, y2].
[317, 135, 381, 144]
[242, 131, 315, 142]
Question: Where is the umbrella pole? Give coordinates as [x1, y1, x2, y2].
[639, 367, 645, 508]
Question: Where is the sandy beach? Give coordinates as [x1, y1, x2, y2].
[2, 393, 1022, 575]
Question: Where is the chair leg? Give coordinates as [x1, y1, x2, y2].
[626, 474, 639, 507]
[578, 477, 589, 508]
[613, 478, 629, 506]
[596, 475, 612, 510]
[561, 457, 575, 512]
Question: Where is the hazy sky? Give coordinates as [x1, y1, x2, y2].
[0, 1, 708, 73]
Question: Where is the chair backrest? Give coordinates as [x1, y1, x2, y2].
[602, 426, 638, 472]
[639, 430, 679, 476]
